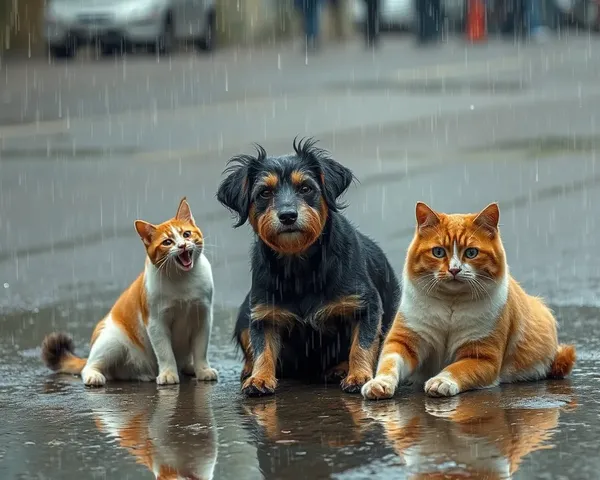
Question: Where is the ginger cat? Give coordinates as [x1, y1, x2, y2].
[41, 197, 218, 387]
[362, 202, 576, 400]
[363, 382, 576, 479]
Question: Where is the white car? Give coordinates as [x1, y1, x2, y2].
[351, 0, 465, 30]
[43, 0, 216, 59]
[352, 0, 415, 29]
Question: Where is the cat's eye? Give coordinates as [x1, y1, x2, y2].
[432, 247, 446, 258]
[299, 185, 312, 194]
[465, 248, 479, 259]
[259, 189, 273, 199]
[162, 239, 173, 246]
[182, 231, 191, 238]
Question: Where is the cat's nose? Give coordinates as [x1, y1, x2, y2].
[449, 267, 462, 277]
[178, 243, 186, 250]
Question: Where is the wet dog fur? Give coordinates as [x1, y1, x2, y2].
[216, 138, 401, 397]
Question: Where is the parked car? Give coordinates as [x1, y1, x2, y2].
[43, 0, 216, 59]
[351, 0, 465, 31]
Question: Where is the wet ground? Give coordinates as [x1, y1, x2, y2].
[2, 34, 600, 478]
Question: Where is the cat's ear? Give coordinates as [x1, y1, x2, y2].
[474, 203, 500, 235]
[415, 202, 440, 230]
[175, 197, 195, 224]
[134, 220, 157, 246]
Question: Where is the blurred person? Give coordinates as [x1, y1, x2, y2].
[295, 0, 323, 52]
[329, 0, 351, 42]
[522, 0, 551, 42]
[364, 0, 381, 48]
[415, 0, 442, 45]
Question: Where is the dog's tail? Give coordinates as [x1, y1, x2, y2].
[548, 344, 576, 379]
[41, 332, 86, 375]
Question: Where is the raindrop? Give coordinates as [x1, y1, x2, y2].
[3, 283, 9, 289]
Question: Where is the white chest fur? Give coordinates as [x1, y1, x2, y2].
[400, 271, 509, 375]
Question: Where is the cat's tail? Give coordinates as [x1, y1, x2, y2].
[548, 344, 576, 379]
[41, 332, 86, 375]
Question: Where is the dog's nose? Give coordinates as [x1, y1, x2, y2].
[449, 267, 462, 277]
[278, 210, 298, 226]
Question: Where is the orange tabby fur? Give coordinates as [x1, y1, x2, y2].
[362, 202, 576, 400]
[41, 198, 217, 387]
[364, 382, 576, 479]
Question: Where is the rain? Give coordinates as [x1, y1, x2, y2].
[1, 0, 599, 478]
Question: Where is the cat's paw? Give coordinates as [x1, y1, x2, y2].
[424, 373, 460, 397]
[242, 375, 277, 397]
[341, 372, 372, 394]
[196, 367, 218, 382]
[82, 368, 106, 388]
[361, 376, 396, 400]
[157, 369, 180, 386]
[240, 362, 253, 383]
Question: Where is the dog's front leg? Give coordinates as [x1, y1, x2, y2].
[241, 321, 280, 397]
[341, 307, 381, 394]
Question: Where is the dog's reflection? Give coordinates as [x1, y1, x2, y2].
[243, 394, 370, 448]
[364, 382, 577, 479]
[87, 384, 218, 480]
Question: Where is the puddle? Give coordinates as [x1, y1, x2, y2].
[0, 301, 597, 479]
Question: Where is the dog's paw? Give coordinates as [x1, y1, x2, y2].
[196, 367, 218, 382]
[82, 368, 106, 388]
[242, 375, 277, 397]
[341, 372, 372, 394]
[240, 362, 253, 383]
[361, 376, 396, 400]
[424, 373, 460, 397]
[157, 369, 180, 386]
[325, 361, 349, 382]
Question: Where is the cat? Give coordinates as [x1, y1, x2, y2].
[41, 197, 218, 387]
[89, 384, 218, 480]
[362, 202, 576, 400]
[362, 382, 576, 479]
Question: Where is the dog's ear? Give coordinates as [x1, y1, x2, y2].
[294, 137, 355, 212]
[318, 157, 355, 211]
[217, 146, 265, 227]
[217, 157, 251, 228]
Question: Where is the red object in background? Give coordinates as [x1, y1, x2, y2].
[466, 0, 487, 42]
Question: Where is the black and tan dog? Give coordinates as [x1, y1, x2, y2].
[217, 138, 401, 396]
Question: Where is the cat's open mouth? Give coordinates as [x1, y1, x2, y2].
[175, 250, 193, 271]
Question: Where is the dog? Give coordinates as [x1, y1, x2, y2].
[216, 138, 401, 397]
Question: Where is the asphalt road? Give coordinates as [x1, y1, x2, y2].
[1, 34, 600, 479]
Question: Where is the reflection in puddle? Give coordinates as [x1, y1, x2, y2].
[240, 382, 577, 479]
[364, 382, 577, 479]
[86, 383, 218, 480]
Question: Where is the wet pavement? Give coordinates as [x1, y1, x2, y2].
[2, 35, 600, 478]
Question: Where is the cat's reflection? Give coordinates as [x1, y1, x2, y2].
[364, 381, 577, 480]
[87, 383, 218, 480]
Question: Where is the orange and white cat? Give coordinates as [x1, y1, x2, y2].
[41, 197, 218, 387]
[362, 202, 576, 400]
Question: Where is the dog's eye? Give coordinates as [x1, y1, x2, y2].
[299, 185, 312, 194]
[182, 231, 191, 238]
[259, 189, 273, 199]
[162, 238, 173, 246]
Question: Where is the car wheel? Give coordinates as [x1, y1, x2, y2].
[149, 14, 175, 55]
[196, 8, 216, 53]
[49, 44, 75, 60]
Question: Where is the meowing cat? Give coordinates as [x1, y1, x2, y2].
[362, 202, 576, 400]
[41, 197, 218, 387]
